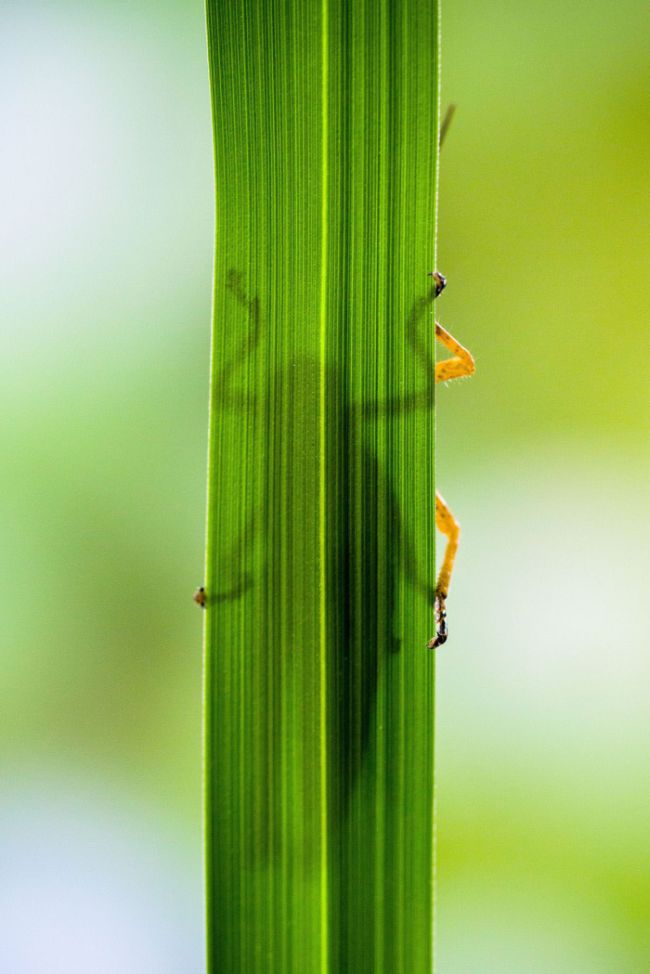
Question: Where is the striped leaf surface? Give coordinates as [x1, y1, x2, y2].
[204, 1, 440, 970]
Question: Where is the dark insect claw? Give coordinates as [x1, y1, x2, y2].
[428, 591, 448, 649]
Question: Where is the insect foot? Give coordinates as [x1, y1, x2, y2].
[427, 590, 448, 649]
[428, 270, 447, 298]
[193, 586, 207, 608]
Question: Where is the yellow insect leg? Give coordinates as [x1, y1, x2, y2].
[435, 321, 475, 383]
[428, 492, 462, 649]
[434, 491, 460, 599]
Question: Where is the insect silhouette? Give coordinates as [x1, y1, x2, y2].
[427, 269, 475, 648]
[196, 107, 473, 652]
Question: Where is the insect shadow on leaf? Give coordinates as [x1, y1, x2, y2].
[211, 271, 439, 866]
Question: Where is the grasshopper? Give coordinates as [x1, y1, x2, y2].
[196, 109, 473, 652]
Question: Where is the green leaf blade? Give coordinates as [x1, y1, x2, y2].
[204, 2, 440, 970]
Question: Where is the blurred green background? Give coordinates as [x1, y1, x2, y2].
[1, 0, 648, 971]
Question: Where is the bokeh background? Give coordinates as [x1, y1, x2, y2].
[1, 0, 648, 971]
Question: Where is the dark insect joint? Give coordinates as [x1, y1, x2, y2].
[428, 270, 447, 297]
